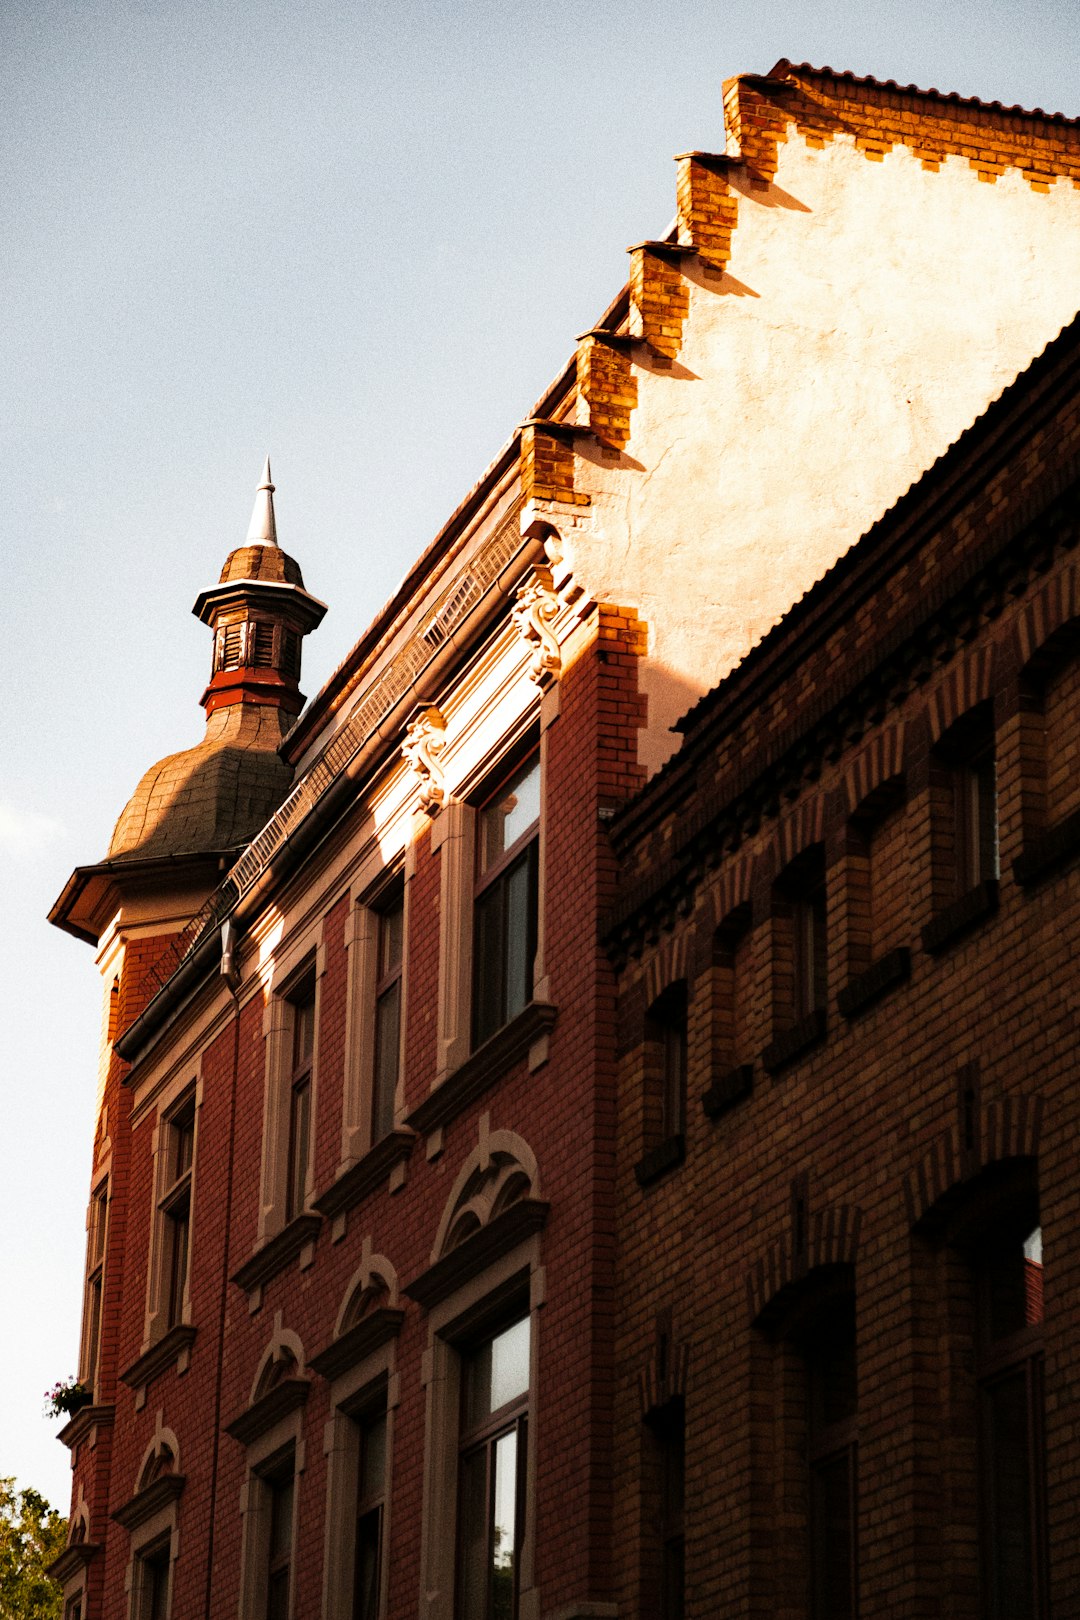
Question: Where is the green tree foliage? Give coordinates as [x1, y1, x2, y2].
[0, 1478, 67, 1620]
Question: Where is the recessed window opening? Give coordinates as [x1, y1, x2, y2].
[353, 1406, 388, 1620]
[285, 979, 315, 1222]
[83, 1179, 108, 1392]
[646, 982, 688, 1143]
[372, 885, 404, 1144]
[777, 847, 827, 1025]
[971, 1208, 1046, 1619]
[457, 1315, 531, 1620]
[137, 1537, 171, 1620]
[473, 753, 540, 1046]
[265, 1459, 295, 1620]
[160, 1097, 195, 1330]
[937, 706, 998, 898]
[800, 1293, 858, 1620]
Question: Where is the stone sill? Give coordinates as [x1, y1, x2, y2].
[225, 1377, 311, 1446]
[232, 1212, 322, 1297]
[405, 1198, 549, 1312]
[1013, 807, 1080, 886]
[407, 1002, 557, 1137]
[113, 1473, 185, 1532]
[58, 1403, 114, 1452]
[634, 1133, 686, 1187]
[309, 1307, 406, 1383]
[837, 947, 911, 1019]
[921, 879, 999, 956]
[702, 1064, 753, 1120]
[120, 1324, 197, 1394]
[762, 1008, 827, 1074]
[314, 1132, 415, 1220]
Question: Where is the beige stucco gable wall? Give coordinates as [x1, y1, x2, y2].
[569, 129, 1080, 771]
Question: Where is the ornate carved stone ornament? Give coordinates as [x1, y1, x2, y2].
[402, 704, 448, 814]
[511, 564, 562, 684]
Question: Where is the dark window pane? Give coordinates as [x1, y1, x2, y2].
[266, 1567, 290, 1620]
[810, 1449, 855, 1620]
[360, 1412, 387, 1504]
[474, 882, 506, 1045]
[458, 1446, 489, 1618]
[145, 1547, 170, 1620]
[982, 1369, 1035, 1619]
[502, 856, 533, 1023]
[286, 1079, 311, 1220]
[166, 1202, 189, 1328]
[354, 1506, 382, 1620]
[292, 989, 315, 1069]
[378, 898, 403, 978]
[372, 981, 400, 1141]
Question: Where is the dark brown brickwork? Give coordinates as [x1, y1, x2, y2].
[605, 313, 1080, 1617]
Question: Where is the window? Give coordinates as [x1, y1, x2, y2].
[82, 1179, 108, 1393]
[354, 1408, 388, 1620]
[265, 1460, 295, 1620]
[135, 1539, 171, 1620]
[649, 1400, 685, 1620]
[286, 980, 315, 1222]
[158, 1099, 195, 1330]
[934, 707, 998, 902]
[646, 982, 688, 1144]
[974, 1218, 1046, 1619]
[773, 847, 827, 1033]
[457, 1316, 530, 1620]
[803, 1296, 858, 1620]
[372, 887, 404, 1144]
[473, 754, 540, 1046]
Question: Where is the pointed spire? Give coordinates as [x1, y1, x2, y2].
[244, 455, 279, 547]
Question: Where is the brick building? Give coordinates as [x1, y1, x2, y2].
[46, 63, 1080, 1620]
[604, 313, 1080, 1619]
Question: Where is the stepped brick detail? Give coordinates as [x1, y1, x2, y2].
[725, 64, 1080, 189]
[576, 334, 637, 451]
[519, 420, 588, 507]
[675, 152, 740, 270]
[629, 245, 690, 361]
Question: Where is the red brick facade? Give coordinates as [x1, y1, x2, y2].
[47, 60, 1080, 1620]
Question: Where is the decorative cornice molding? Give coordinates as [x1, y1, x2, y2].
[308, 1307, 405, 1383]
[224, 1376, 311, 1446]
[404, 1198, 549, 1311]
[112, 1473, 186, 1532]
[45, 1543, 102, 1584]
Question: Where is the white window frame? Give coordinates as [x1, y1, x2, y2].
[144, 1082, 200, 1348]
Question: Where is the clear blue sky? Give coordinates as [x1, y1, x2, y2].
[3, 0, 1079, 1510]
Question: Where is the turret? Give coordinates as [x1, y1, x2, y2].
[193, 457, 327, 718]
